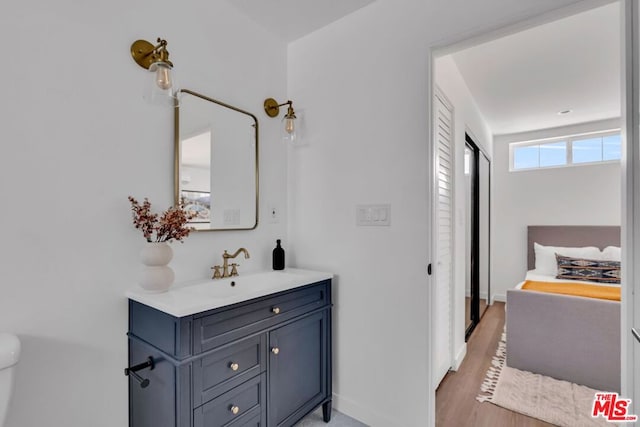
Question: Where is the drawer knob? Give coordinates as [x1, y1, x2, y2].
[230, 405, 240, 415]
[271, 347, 280, 355]
[229, 362, 239, 371]
[272, 307, 281, 314]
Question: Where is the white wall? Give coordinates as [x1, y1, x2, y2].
[286, 1, 591, 426]
[434, 55, 492, 369]
[0, 2, 287, 426]
[492, 118, 622, 301]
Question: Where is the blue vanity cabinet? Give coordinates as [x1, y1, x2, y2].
[128, 279, 332, 427]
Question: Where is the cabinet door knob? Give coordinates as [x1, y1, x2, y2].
[230, 405, 240, 415]
[272, 307, 281, 314]
[271, 347, 280, 355]
[229, 362, 239, 371]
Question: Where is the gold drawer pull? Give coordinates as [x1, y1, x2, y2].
[271, 347, 280, 355]
[229, 362, 239, 371]
[230, 405, 240, 415]
[272, 307, 281, 314]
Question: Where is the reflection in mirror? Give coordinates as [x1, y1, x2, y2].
[464, 145, 474, 332]
[175, 89, 258, 231]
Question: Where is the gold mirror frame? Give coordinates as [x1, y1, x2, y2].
[174, 89, 259, 231]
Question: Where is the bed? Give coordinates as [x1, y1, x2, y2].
[505, 225, 621, 392]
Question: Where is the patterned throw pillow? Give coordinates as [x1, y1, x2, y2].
[555, 254, 621, 284]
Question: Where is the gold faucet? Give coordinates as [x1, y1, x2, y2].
[211, 248, 250, 279]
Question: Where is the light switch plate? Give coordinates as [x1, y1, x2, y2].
[356, 204, 391, 226]
[224, 209, 241, 225]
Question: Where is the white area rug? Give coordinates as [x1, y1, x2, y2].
[477, 331, 612, 427]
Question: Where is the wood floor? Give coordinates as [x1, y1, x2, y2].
[436, 302, 555, 427]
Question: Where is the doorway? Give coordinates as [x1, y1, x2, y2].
[464, 134, 490, 340]
[429, 2, 636, 427]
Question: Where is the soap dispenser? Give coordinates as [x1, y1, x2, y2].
[272, 239, 285, 270]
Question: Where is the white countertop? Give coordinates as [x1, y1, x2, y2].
[126, 268, 333, 317]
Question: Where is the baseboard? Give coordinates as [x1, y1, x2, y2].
[452, 343, 467, 371]
[493, 293, 506, 303]
[466, 291, 489, 300]
[333, 393, 403, 427]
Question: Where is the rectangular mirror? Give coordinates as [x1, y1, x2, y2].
[175, 89, 258, 230]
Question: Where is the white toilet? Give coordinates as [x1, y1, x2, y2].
[0, 334, 20, 427]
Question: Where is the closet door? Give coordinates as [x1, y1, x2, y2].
[464, 135, 490, 340]
[433, 90, 454, 387]
[464, 142, 477, 338]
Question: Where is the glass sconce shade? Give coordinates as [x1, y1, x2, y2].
[144, 62, 178, 107]
[282, 105, 297, 141]
[282, 115, 296, 141]
[150, 61, 173, 90]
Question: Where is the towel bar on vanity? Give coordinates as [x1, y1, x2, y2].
[125, 356, 155, 389]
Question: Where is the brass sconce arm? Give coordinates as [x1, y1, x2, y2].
[264, 98, 294, 118]
[131, 38, 173, 70]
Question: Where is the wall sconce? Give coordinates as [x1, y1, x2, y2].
[131, 38, 178, 106]
[264, 98, 297, 141]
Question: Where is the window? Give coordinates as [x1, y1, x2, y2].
[510, 130, 621, 171]
[603, 134, 622, 160]
[540, 141, 567, 167]
[513, 141, 567, 169]
[573, 137, 603, 163]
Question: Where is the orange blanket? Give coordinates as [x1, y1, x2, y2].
[521, 280, 621, 301]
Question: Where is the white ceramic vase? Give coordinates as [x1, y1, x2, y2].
[139, 242, 175, 293]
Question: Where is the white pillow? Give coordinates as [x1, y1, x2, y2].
[533, 242, 601, 276]
[601, 246, 621, 262]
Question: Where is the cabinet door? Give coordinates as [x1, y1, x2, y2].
[268, 311, 327, 427]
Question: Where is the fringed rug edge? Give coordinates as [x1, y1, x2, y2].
[476, 331, 506, 403]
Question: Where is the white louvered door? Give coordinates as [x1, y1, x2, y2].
[433, 89, 454, 388]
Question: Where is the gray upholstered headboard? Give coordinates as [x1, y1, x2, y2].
[527, 225, 621, 270]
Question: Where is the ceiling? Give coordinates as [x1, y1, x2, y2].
[227, 0, 375, 42]
[450, 3, 621, 136]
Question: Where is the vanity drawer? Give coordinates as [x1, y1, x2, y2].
[193, 281, 329, 353]
[193, 334, 266, 406]
[193, 373, 266, 427]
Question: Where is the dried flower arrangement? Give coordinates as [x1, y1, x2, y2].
[128, 196, 196, 243]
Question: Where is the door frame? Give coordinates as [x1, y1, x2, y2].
[620, 0, 639, 407]
[426, 1, 637, 425]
